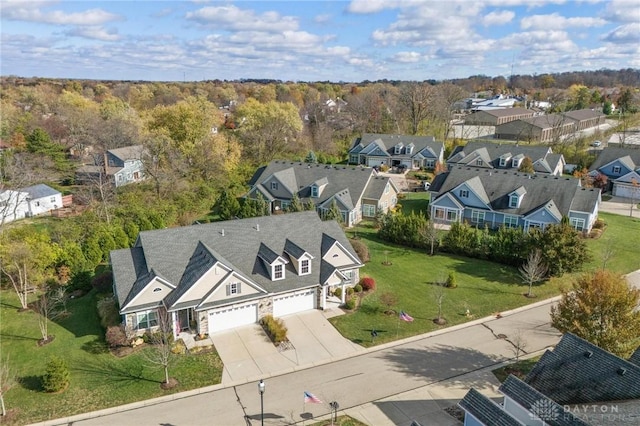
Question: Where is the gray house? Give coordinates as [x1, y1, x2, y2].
[589, 147, 640, 198]
[111, 212, 363, 338]
[247, 161, 399, 227]
[76, 145, 145, 187]
[447, 141, 566, 175]
[348, 133, 444, 170]
[429, 167, 600, 232]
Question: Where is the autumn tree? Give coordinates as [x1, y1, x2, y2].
[519, 249, 548, 297]
[530, 222, 590, 276]
[551, 270, 640, 358]
[518, 156, 535, 174]
[398, 83, 434, 135]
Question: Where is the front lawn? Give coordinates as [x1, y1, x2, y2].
[492, 356, 541, 383]
[1, 290, 223, 425]
[583, 212, 640, 274]
[331, 224, 564, 347]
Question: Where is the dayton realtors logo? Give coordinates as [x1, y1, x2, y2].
[530, 399, 561, 421]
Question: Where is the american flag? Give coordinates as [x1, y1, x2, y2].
[399, 311, 414, 322]
[304, 391, 322, 404]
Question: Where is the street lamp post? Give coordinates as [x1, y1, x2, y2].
[258, 379, 265, 426]
[329, 401, 339, 425]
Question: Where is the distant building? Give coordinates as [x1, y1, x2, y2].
[0, 183, 62, 223]
[464, 108, 535, 126]
[76, 145, 145, 187]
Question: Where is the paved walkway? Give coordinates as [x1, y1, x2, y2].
[600, 195, 640, 219]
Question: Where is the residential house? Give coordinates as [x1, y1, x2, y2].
[0, 183, 62, 224]
[247, 161, 399, 227]
[110, 212, 363, 338]
[348, 133, 444, 170]
[463, 108, 535, 126]
[429, 167, 600, 232]
[447, 141, 565, 175]
[459, 333, 640, 426]
[589, 147, 640, 198]
[76, 145, 145, 187]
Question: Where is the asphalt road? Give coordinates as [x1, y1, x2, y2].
[65, 302, 561, 426]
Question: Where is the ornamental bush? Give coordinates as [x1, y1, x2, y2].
[359, 277, 376, 291]
[344, 297, 356, 310]
[333, 288, 342, 299]
[446, 271, 457, 288]
[105, 325, 128, 348]
[354, 284, 363, 293]
[350, 238, 370, 263]
[260, 315, 288, 344]
[43, 356, 70, 393]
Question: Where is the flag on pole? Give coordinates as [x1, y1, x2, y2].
[399, 311, 414, 322]
[304, 391, 323, 404]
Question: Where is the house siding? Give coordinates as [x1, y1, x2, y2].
[323, 244, 356, 267]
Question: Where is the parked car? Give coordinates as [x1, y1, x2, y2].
[592, 140, 602, 147]
[423, 181, 431, 190]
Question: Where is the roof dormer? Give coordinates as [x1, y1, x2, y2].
[394, 142, 403, 155]
[499, 153, 512, 167]
[257, 243, 289, 281]
[406, 143, 414, 155]
[508, 186, 527, 209]
[511, 154, 525, 168]
[310, 177, 328, 198]
[284, 239, 315, 276]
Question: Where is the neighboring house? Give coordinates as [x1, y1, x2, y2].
[589, 147, 640, 198]
[76, 145, 145, 187]
[463, 107, 535, 126]
[347, 133, 444, 170]
[447, 141, 565, 176]
[459, 333, 640, 426]
[429, 166, 600, 232]
[0, 183, 62, 224]
[495, 114, 575, 143]
[247, 161, 399, 227]
[110, 212, 363, 338]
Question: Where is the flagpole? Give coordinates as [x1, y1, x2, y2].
[396, 312, 400, 337]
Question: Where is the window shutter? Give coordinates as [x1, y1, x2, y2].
[226, 284, 230, 296]
[237, 283, 242, 293]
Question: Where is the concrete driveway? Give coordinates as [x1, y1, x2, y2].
[210, 310, 364, 385]
[600, 195, 640, 218]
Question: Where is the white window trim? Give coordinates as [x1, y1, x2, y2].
[471, 210, 485, 223]
[509, 195, 519, 208]
[570, 217, 586, 231]
[460, 189, 469, 198]
[612, 166, 621, 174]
[134, 309, 158, 330]
[272, 263, 285, 281]
[363, 204, 376, 217]
[311, 186, 319, 197]
[300, 259, 310, 275]
[503, 215, 519, 228]
[230, 282, 239, 295]
[499, 158, 507, 167]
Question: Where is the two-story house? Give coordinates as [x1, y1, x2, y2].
[589, 147, 640, 198]
[348, 133, 444, 170]
[111, 212, 363, 338]
[76, 145, 145, 187]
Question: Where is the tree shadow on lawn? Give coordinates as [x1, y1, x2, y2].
[72, 356, 160, 388]
[0, 332, 40, 341]
[82, 337, 110, 354]
[19, 375, 44, 392]
[380, 344, 506, 390]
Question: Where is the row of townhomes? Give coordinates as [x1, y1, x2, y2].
[347, 133, 444, 170]
[246, 160, 400, 227]
[111, 212, 363, 338]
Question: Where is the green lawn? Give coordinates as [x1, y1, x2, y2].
[397, 191, 430, 216]
[1, 290, 222, 425]
[583, 212, 640, 274]
[492, 356, 541, 383]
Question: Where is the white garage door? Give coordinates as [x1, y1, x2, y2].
[208, 303, 258, 333]
[273, 290, 316, 317]
[614, 184, 635, 198]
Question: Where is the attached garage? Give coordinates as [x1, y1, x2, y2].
[613, 183, 638, 199]
[273, 289, 316, 317]
[208, 303, 258, 333]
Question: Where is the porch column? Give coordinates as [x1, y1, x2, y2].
[341, 283, 346, 304]
[321, 286, 326, 310]
[171, 311, 179, 340]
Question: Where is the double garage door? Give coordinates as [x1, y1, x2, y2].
[613, 184, 637, 199]
[273, 289, 316, 317]
[208, 303, 258, 334]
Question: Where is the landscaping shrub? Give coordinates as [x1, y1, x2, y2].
[43, 356, 70, 393]
[67, 270, 93, 293]
[359, 277, 376, 291]
[260, 315, 288, 344]
[333, 288, 342, 299]
[92, 271, 113, 294]
[593, 219, 605, 229]
[350, 238, 370, 263]
[446, 271, 457, 288]
[344, 297, 356, 310]
[143, 330, 174, 345]
[347, 287, 354, 296]
[354, 284, 363, 293]
[105, 325, 128, 348]
[97, 296, 121, 329]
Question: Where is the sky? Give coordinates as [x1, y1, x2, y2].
[1, 0, 639, 83]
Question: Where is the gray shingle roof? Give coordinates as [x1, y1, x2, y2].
[23, 184, 60, 199]
[499, 375, 589, 426]
[349, 133, 442, 157]
[362, 176, 393, 200]
[248, 160, 379, 209]
[431, 167, 599, 216]
[447, 141, 561, 173]
[563, 109, 605, 122]
[111, 212, 362, 312]
[525, 333, 640, 405]
[458, 388, 522, 426]
[589, 147, 640, 172]
[629, 347, 640, 367]
[108, 145, 144, 161]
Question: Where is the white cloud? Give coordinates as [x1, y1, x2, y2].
[392, 51, 422, 63]
[483, 10, 515, 26]
[602, 0, 640, 23]
[66, 26, 121, 42]
[186, 5, 299, 32]
[314, 14, 332, 24]
[601, 23, 640, 43]
[346, 0, 395, 14]
[521, 13, 607, 30]
[2, 6, 122, 26]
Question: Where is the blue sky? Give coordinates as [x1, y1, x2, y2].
[1, 0, 639, 82]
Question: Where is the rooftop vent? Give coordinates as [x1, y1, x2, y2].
[221, 229, 225, 237]
[617, 368, 627, 376]
[256, 224, 260, 232]
[584, 351, 593, 358]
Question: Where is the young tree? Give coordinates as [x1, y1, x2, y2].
[288, 193, 304, 213]
[0, 356, 16, 416]
[519, 249, 548, 297]
[323, 199, 343, 224]
[433, 284, 446, 325]
[141, 307, 175, 388]
[533, 222, 590, 276]
[216, 190, 240, 220]
[419, 220, 439, 256]
[551, 270, 640, 358]
[509, 330, 528, 362]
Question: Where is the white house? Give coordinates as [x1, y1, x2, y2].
[0, 184, 62, 224]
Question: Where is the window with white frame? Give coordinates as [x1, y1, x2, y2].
[134, 310, 158, 330]
[274, 264, 284, 280]
[425, 159, 435, 168]
[342, 269, 353, 283]
[460, 189, 469, 198]
[229, 282, 240, 295]
[50, 196, 56, 202]
[499, 158, 507, 167]
[363, 204, 376, 217]
[471, 210, 485, 223]
[612, 166, 621, 174]
[509, 195, 519, 208]
[300, 259, 310, 275]
[394, 144, 402, 154]
[311, 186, 319, 197]
[434, 208, 445, 219]
[446, 210, 458, 221]
[476, 159, 483, 166]
[570, 217, 585, 231]
[503, 215, 518, 228]
[281, 201, 290, 210]
[528, 221, 544, 231]
[271, 181, 279, 190]
[350, 154, 359, 164]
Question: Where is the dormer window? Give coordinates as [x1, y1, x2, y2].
[273, 264, 284, 280]
[512, 158, 522, 168]
[394, 143, 403, 155]
[311, 185, 319, 197]
[271, 181, 279, 190]
[476, 159, 483, 166]
[499, 158, 507, 167]
[509, 194, 519, 208]
[460, 189, 469, 198]
[406, 144, 414, 155]
[300, 259, 310, 275]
